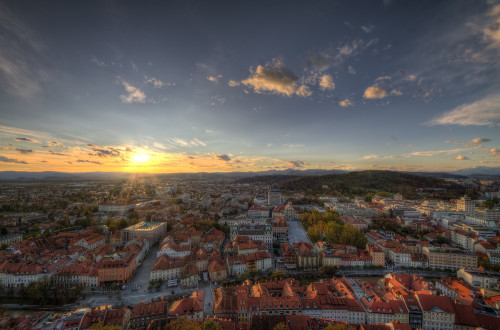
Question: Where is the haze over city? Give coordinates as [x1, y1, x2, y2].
[0, 0, 499, 173]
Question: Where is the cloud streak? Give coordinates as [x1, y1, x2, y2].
[0, 156, 27, 164]
[429, 94, 500, 126]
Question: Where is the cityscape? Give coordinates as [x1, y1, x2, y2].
[1, 0, 500, 330]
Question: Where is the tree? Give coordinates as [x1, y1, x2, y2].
[324, 324, 346, 330]
[269, 270, 285, 280]
[202, 319, 223, 330]
[89, 321, 120, 330]
[273, 323, 288, 330]
[166, 318, 201, 330]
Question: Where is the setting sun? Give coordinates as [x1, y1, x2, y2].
[131, 153, 149, 163]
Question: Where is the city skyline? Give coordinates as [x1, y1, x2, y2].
[0, 0, 499, 173]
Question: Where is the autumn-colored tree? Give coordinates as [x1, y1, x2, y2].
[89, 321, 120, 330]
[273, 322, 288, 330]
[202, 319, 223, 330]
[166, 318, 201, 330]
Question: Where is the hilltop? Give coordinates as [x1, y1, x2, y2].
[276, 170, 467, 199]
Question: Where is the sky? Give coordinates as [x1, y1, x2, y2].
[0, 0, 499, 173]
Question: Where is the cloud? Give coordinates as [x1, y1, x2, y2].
[49, 141, 65, 147]
[0, 156, 27, 164]
[361, 25, 375, 33]
[169, 138, 206, 148]
[296, 85, 312, 97]
[362, 155, 394, 159]
[0, 4, 44, 99]
[428, 94, 500, 126]
[191, 138, 207, 147]
[228, 80, 240, 87]
[347, 65, 357, 75]
[339, 99, 352, 107]
[145, 77, 165, 88]
[285, 144, 305, 148]
[216, 154, 231, 161]
[77, 159, 102, 165]
[390, 89, 403, 96]
[482, 4, 500, 52]
[87, 144, 123, 158]
[490, 148, 500, 157]
[15, 137, 39, 143]
[207, 75, 222, 83]
[205, 129, 214, 134]
[91, 56, 105, 67]
[471, 138, 491, 144]
[455, 155, 470, 160]
[375, 76, 391, 81]
[319, 74, 335, 90]
[130, 61, 137, 72]
[15, 148, 32, 154]
[407, 148, 463, 157]
[119, 79, 146, 103]
[242, 58, 310, 97]
[306, 39, 377, 71]
[49, 151, 67, 156]
[286, 160, 308, 168]
[363, 86, 388, 99]
[406, 74, 417, 81]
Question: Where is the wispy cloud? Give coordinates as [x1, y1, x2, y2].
[207, 75, 222, 83]
[91, 56, 105, 67]
[407, 148, 463, 157]
[306, 38, 377, 71]
[482, 4, 500, 52]
[361, 25, 375, 33]
[15, 137, 39, 143]
[286, 160, 308, 168]
[362, 154, 394, 159]
[144, 77, 165, 88]
[77, 159, 102, 165]
[428, 94, 500, 126]
[455, 155, 469, 160]
[15, 148, 33, 154]
[119, 79, 146, 103]
[228, 80, 240, 87]
[0, 4, 44, 99]
[191, 138, 206, 147]
[0, 156, 27, 164]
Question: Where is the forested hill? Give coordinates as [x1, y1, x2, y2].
[278, 170, 467, 199]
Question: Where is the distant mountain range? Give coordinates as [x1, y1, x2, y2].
[0, 166, 498, 181]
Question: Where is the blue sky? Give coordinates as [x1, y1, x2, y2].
[0, 0, 499, 173]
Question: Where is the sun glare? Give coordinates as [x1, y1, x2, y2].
[132, 153, 149, 163]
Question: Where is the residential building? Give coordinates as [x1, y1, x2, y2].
[422, 247, 477, 270]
